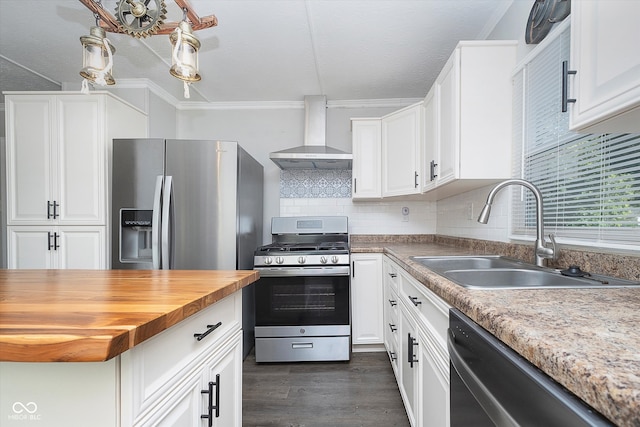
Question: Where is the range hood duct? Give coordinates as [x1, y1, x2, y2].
[270, 95, 353, 170]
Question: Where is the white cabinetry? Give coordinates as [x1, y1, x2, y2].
[7, 226, 105, 269]
[351, 118, 382, 199]
[383, 256, 450, 427]
[351, 253, 384, 349]
[568, 1, 640, 133]
[422, 41, 516, 199]
[382, 102, 423, 197]
[4, 92, 147, 268]
[0, 291, 243, 427]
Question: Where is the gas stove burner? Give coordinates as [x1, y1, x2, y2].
[318, 241, 348, 251]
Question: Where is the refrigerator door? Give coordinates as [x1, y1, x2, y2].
[112, 139, 165, 269]
[165, 140, 238, 270]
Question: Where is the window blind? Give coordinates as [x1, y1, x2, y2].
[512, 24, 640, 249]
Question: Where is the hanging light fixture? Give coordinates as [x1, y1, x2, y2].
[169, 13, 201, 98]
[79, 25, 116, 89]
[78, 0, 217, 98]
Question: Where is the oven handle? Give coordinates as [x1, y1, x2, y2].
[255, 266, 350, 277]
[448, 330, 519, 427]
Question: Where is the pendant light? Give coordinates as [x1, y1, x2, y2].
[79, 25, 116, 90]
[169, 13, 201, 98]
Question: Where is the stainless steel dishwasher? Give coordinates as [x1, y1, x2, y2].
[448, 309, 613, 426]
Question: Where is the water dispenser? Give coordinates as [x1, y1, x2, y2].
[120, 209, 153, 263]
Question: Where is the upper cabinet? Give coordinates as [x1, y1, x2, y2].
[5, 93, 147, 225]
[381, 102, 423, 197]
[568, 1, 640, 133]
[351, 118, 382, 199]
[422, 41, 517, 199]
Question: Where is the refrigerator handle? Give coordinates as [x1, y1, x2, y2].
[152, 175, 164, 269]
[162, 175, 174, 269]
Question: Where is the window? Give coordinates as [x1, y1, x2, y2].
[512, 21, 640, 250]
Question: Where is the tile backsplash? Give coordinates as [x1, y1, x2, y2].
[280, 169, 352, 198]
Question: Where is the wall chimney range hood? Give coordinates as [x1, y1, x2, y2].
[270, 95, 352, 170]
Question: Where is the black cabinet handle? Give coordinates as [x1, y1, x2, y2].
[352, 261, 355, 278]
[408, 333, 419, 368]
[388, 299, 397, 307]
[388, 272, 397, 278]
[353, 178, 357, 194]
[47, 201, 60, 219]
[201, 374, 220, 426]
[389, 323, 397, 333]
[53, 232, 59, 250]
[430, 160, 438, 181]
[408, 296, 422, 306]
[194, 321, 222, 341]
[47, 232, 54, 250]
[562, 60, 577, 112]
[414, 171, 419, 188]
[389, 351, 397, 362]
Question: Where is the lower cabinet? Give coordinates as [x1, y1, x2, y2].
[383, 255, 451, 427]
[134, 332, 242, 427]
[351, 253, 384, 349]
[0, 291, 243, 427]
[7, 225, 105, 269]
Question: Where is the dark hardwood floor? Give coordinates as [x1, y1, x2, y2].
[242, 350, 410, 427]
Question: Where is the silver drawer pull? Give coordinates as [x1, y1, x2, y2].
[292, 342, 313, 349]
[194, 321, 223, 341]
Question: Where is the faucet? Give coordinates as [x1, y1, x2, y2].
[478, 179, 557, 267]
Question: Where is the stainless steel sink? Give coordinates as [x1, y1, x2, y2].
[410, 255, 527, 273]
[409, 255, 640, 289]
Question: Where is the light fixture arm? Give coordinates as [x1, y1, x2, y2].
[78, 0, 218, 35]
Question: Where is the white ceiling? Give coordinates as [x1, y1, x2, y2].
[0, 0, 514, 103]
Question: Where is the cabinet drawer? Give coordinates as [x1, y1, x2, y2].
[383, 259, 400, 293]
[122, 292, 241, 422]
[399, 273, 449, 349]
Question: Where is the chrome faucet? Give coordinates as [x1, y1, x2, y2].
[478, 179, 557, 267]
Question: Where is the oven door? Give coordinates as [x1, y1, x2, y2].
[255, 272, 350, 327]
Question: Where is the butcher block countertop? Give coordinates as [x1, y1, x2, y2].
[0, 269, 259, 363]
[352, 240, 640, 427]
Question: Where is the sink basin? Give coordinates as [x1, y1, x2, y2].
[409, 255, 640, 289]
[410, 255, 527, 273]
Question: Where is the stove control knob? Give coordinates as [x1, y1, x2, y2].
[331, 256, 339, 264]
[264, 257, 273, 265]
[298, 256, 306, 264]
[320, 256, 328, 264]
[275, 257, 284, 265]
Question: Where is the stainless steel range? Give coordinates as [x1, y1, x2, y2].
[253, 216, 350, 362]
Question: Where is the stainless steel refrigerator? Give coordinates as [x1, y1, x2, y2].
[111, 138, 263, 357]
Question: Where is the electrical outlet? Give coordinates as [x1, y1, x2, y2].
[402, 206, 410, 222]
[467, 202, 474, 221]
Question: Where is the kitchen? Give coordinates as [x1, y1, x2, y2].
[1, 0, 640, 426]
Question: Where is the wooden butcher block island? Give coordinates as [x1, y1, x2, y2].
[0, 269, 259, 427]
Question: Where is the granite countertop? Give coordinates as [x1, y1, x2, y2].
[352, 242, 640, 427]
[0, 269, 259, 363]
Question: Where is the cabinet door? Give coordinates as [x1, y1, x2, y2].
[570, 0, 640, 132]
[5, 96, 54, 224]
[351, 253, 384, 346]
[400, 308, 419, 427]
[382, 103, 423, 197]
[136, 372, 203, 427]
[7, 226, 106, 269]
[436, 52, 459, 186]
[422, 87, 438, 192]
[57, 96, 105, 224]
[418, 329, 449, 427]
[7, 227, 54, 269]
[202, 335, 243, 427]
[57, 227, 106, 269]
[351, 119, 382, 199]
